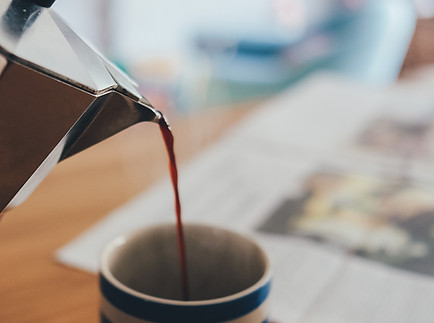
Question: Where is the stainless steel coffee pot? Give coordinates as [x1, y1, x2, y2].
[0, 0, 162, 214]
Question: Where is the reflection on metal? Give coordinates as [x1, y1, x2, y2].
[0, 54, 6, 74]
[0, 0, 162, 214]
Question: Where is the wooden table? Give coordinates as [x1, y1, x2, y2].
[0, 105, 253, 323]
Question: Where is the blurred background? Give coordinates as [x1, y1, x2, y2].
[52, 0, 424, 115]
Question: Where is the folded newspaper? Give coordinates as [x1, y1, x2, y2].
[57, 70, 434, 322]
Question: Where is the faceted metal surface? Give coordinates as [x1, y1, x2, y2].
[0, 0, 161, 214]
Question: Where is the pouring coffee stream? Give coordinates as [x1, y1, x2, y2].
[159, 116, 190, 301]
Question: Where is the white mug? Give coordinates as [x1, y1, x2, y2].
[100, 223, 271, 323]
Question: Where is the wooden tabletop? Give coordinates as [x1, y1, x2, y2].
[0, 105, 253, 323]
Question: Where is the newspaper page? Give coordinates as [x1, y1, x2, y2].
[57, 71, 434, 322]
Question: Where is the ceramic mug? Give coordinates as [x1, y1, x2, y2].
[99, 223, 271, 323]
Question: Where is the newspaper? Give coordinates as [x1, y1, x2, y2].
[56, 70, 434, 322]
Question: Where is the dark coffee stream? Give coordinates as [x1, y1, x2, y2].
[158, 117, 190, 301]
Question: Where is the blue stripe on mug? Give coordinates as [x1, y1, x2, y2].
[101, 311, 270, 323]
[100, 274, 270, 323]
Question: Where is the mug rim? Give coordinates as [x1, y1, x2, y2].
[100, 222, 271, 307]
